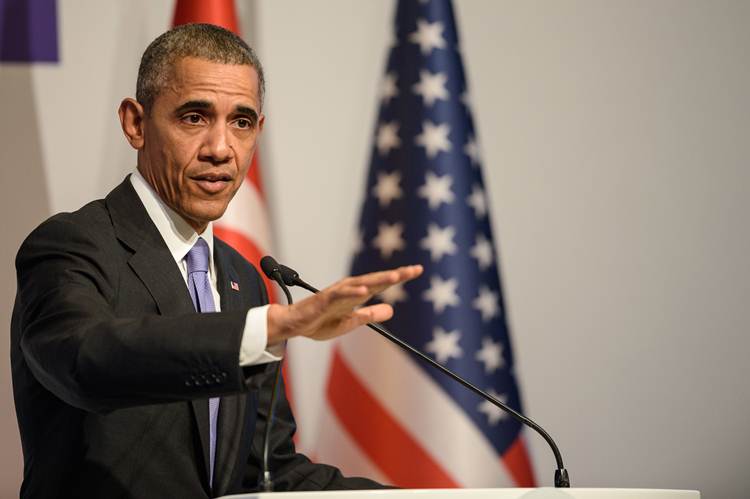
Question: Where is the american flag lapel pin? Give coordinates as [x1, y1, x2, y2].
[230, 281, 240, 291]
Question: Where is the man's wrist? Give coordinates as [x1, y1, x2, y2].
[239, 304, 283, 366]
[266, 303, 293, 346]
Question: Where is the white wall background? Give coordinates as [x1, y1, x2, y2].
[1, 1, 749, 498]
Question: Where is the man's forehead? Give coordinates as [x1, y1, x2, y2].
[163, 56, 261, 107]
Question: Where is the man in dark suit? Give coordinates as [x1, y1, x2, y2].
[11, 23, 421, 498]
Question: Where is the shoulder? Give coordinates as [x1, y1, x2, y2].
[18, 199, 114, 258]
[15, 198, 121, 300]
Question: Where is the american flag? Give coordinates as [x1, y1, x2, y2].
[317, 0, 535, 487]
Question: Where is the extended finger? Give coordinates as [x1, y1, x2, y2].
[315, 284, 374, 315]
[353, 302, 395, 324]
[309, 303, 395, 341]
[349, 265, 423, 289]
[364, 266, 424, 296]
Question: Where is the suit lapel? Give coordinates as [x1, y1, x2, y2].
[213, 242, 248, 496]
[106, 177, 212, 490]
[106, 177, 195, 316]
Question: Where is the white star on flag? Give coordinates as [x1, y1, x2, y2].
[420, 223, 457, 262]
[408, 18, 446, 55]
[381, 72, 399, 104]
[418, 171, 455, 210]
[415, 120, 451, 159]
[412, 70, 449, 106]
[372, 171, 403, 207]
[372, 222, 405, 259]
[425, 326, 463, 364]
[466, 184, 487, 218]
[478, 389, 508, 426]
[376, 121, 401, 156]
[422, 275, 460, 313]
[473, 285, 501, 322]
[464, 135, 480, 166]
[475, 337, 504, 374]
[470, 233, 494, 270]
[379, 282, 408, 305]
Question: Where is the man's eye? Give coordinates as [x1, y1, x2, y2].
[182, 114, 203, 124]
[235, 118, 251, 129]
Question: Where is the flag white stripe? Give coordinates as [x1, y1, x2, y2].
[337, 330, 514, 487]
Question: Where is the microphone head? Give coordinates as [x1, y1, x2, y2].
[260, 255, 281, 279]
[277, 264, 299, 286]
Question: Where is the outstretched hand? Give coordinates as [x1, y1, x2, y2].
[266, 265, 423, 344]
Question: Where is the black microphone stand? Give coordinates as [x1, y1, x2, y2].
[257, 262, 294, 492]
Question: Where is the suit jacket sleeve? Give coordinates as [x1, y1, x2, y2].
[14, 214, 254, 414]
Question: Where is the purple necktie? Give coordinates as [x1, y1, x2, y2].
[186, 238, 220, 487]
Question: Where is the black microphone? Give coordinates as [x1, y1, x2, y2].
[267, 258, 571, 488]
[260, 256, 293, 303]
[256, 256, 293, 492]
[276, 263, 316, 293]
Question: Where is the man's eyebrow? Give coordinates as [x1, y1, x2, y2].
[235, 105, 259, 120]
[174, 100, 213, 114]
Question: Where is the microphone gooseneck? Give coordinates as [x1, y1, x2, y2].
[268, 257, 571, 488]
[257, 256, 293, 492]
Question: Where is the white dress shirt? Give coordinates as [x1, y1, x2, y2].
[130, 169, 282, 366]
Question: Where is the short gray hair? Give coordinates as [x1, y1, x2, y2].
[136, 23, 265, 113]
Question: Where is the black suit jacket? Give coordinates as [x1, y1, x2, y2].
[11, 177, 380, 498]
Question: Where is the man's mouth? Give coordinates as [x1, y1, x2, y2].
[191, 173, 233, 194]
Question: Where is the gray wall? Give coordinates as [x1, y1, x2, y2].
[0, 1, 748, 498]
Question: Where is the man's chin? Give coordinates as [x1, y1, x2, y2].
[181, 203, 230, 232]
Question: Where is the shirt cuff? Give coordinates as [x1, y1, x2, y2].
[239, 304, 285, 366]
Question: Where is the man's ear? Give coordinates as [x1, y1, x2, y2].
[118, 98, 146, 149]
[258, 114, 265, 132]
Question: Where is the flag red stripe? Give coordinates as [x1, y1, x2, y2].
[172, 0, 239, 33]
[327, 348, 459, 488]
[502, 435, 536, 487]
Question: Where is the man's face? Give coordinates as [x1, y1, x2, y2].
[134, 57, 264, 231]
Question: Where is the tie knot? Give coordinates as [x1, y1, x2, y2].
[186, 238, 210, 274]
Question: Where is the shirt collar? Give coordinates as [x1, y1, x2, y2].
[130, 169, 216, 269]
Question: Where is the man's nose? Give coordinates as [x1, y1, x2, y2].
[199, 122, 233, 164]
